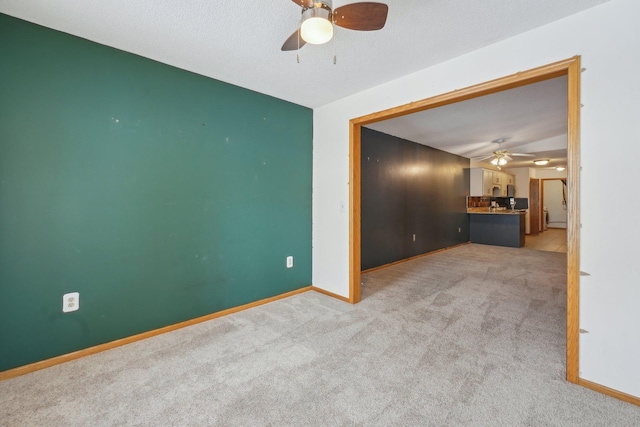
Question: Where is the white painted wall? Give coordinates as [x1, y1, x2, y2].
[507, 167, 533, 200]
[534, 169, 568, 180]
[313, 0, 640, 397]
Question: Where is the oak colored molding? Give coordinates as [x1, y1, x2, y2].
[0, 286, 313, 381]
[311, 286, 351, 303]
[579, 378, 640, 407]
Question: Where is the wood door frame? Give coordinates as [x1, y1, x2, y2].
[529, 178, 541, 235]
[348, 57, 581, 383]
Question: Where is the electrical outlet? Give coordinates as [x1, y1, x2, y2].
[63, 292, 79, 313]
[286, 256, 294, 268]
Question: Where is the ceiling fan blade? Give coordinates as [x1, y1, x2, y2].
[510, 153, 535, 157]
[333, 2, 388, 31]
[281, 29, 307, 51]
[504, 155, 513, 161]
[290, 0, 314, 7]
[472, 154, 495, 161]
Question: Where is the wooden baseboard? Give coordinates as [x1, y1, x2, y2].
[311, 286, 351, 303]
[0, 286, 313, 382]
[578, 378, 640, 406]
[361, 242, 470, 274]
[4, 285, 639, 410]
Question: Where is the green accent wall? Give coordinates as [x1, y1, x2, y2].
[0, 14, 312, 371]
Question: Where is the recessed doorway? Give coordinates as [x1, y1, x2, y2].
[348, 57, 581, 383]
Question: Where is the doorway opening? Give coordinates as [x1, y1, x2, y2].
[348, 57, 581, 383]
[542, 178, 568, 230]
[525, 178, 568, 252]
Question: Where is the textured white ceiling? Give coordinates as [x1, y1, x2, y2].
[366, 76, 569, 169]
[0, 0, 610, 108]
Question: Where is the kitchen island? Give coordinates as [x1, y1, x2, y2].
[468, 209, 526, 248]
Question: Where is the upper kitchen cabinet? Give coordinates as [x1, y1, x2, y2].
[470, 168, 515, 197]
[470, 168, 494, 196]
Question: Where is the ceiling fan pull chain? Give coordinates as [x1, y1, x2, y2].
[333, 21, 337, 64]
[297, 20, 301, 63]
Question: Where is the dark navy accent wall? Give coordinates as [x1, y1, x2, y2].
[361, 127, 470, 270]
[0, 14, 312, 371]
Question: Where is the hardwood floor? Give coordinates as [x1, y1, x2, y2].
[525, 228, 567, 253]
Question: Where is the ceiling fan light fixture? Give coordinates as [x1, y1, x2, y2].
[534, 159, 550, 166]
[300, 6, 334, 45]
[491, 157, 507, 166]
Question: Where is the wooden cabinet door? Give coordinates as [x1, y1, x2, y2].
[483, 170, 493, 195]
[529, 178, 540, 235]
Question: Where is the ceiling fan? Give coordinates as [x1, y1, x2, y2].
[281, 1, 389, 51]
[473, 138, 535, 170]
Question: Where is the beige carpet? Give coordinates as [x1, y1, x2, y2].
[1, 244, 639, 426]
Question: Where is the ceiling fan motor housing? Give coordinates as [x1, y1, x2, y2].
[300, 1, 332, 10]
[301, 1, 333, 18]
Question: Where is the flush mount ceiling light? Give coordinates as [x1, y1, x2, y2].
[534, 159, 550, 166]
[556, 166, 566, 171]
[282, 1, 389, 53]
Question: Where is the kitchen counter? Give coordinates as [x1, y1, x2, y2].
[467, 208, 527, 215]
[468, 209, 526, 247]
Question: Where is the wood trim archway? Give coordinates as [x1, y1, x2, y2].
[348, 57, 581, 384]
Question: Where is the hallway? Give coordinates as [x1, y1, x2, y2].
[525, 228, 567, 253]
